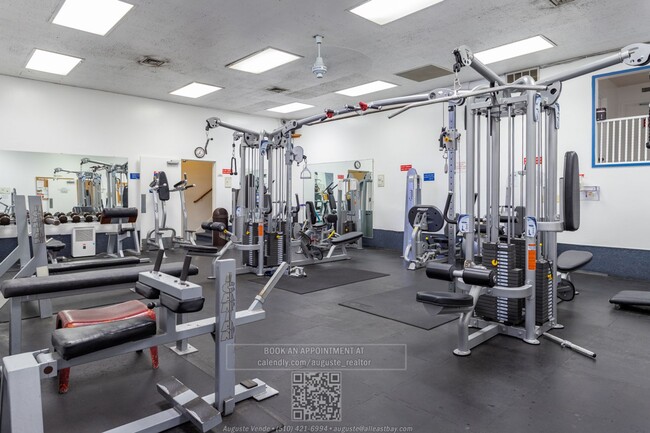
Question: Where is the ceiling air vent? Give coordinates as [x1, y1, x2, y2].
[549, 0, 576, 6]
[642, 87, 650, 93]
[266, 86, 289, 93]
[395, 65, 451, 82]
[506, 67, 540, 83]
[137, 56, 168, 67]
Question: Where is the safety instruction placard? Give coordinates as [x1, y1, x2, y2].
[423, 173, 435, 181]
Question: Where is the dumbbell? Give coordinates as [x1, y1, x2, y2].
[43, 215, 61, 226]
[82, 212, 97, 222]
[67, 212, 82, 223]
[0, 213, 10, 226]
[54, 212, 69, 223]
[426, 262, 496, 287]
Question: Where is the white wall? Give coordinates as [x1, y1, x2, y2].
[0, 74, 279, 238]
[2, 51, 649, 251]
[295, 55, 650, 251]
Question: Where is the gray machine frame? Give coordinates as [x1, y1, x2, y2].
[53, 167, 103, 211]
[80, 158, 128, 209]
[0, 195, 52, 319]
[205, 116, 314, 275]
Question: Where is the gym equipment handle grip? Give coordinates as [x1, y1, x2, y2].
[201, 221, 226, 232]
[443, 192, 456, 224]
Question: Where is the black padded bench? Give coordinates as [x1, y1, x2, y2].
[556, 250, 593, 301]
[182, 244, 220, 255]
[52, 316, 156, 361]
[1, 262, 198, 354]
[416, 292, 474, 308]
[557, 250, 593, 272]
[331, 231, 363, 245]
[47, 256, 143, 274]
[609, 290, 650, 309]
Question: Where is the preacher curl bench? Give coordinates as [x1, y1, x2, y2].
[1, 248, 287, 432]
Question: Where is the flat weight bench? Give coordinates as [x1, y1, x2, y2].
[54, 300, 158, 393]
[609, 290, 650, 309]
[557, 250, 593, 301]
[47, 256, 143, 274]
[0, 262, 198, 354]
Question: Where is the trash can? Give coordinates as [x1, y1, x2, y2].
[212, 208, 228, 247]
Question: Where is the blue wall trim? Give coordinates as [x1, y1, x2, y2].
[362, 229, 403, 251]
[556, 243, 650, 281]
[365, 229, 650, 281]
[0, 233, 136, 265]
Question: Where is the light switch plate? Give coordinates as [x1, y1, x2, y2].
[225, 177, 232, 188]
[378, 175, 385, 187]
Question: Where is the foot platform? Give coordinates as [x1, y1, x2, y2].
[157, 377, 222, 432]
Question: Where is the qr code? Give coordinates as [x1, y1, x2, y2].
[291, 371, 342, 421]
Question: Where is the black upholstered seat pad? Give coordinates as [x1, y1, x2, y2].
[416, 291, 474, 308]
[182, 244, 220, 254]
[609, 290, 650, 306]
[557, 250, 593, 272]
[46, 240, 66, 251]
[331, 231, 363, 245]
[52, 316, 156, 360]
[1, 263, 198, 298]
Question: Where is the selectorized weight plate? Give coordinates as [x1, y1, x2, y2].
[408, 205, 444, 232]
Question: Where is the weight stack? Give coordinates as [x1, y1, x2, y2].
[265, 232, 284, 266]
[512, 238, 526, 270]
[243, 223, 259, 268]
[475, 242, 525, 325]
[475, 295, 525, 325]
[535, 260, 554, 325]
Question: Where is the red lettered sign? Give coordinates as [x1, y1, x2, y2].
[222, 168, 232, 175]
[337, 174, 345, 180]
[400, 164, 412, 171]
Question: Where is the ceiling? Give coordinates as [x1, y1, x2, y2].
[1, 0, 649, 120]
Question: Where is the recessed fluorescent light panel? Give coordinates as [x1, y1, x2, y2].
[267, 103, 314, 114]
[53, 0, 133, 36]
[170, 82, 222, 98]
[25, 49, 82, 75]
[335, 80, 397, 97]
[474, 36, 556, 65]
[228, 48, 302, 74]
[350, 0, 444, 25]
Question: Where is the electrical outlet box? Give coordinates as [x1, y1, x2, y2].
[225, 177, 232, 188]
[0, 187, 11, 195]
[378, 175, 385, 187]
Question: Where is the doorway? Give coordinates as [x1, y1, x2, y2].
[181, 160, 215, 237]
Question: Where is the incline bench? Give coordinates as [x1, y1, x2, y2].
[0, 262, 198, 354]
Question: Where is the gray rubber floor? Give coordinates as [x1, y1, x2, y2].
[2, 247, 650, 432]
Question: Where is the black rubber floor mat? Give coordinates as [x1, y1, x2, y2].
[340, 285, 457, 330]
[251, 266, 389, 294]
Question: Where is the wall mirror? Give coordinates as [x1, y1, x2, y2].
[302, 159, 374, 238]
